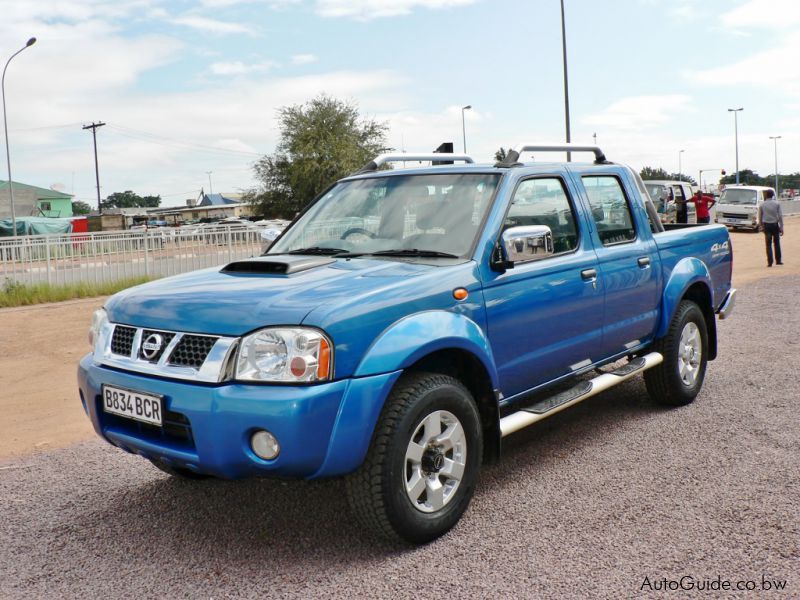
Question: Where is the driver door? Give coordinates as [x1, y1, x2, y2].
[482, 176, 604, 398]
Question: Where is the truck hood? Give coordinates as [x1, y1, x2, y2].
[104, 254, 462, 336]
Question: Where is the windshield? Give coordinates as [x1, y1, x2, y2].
[719, 189, 758, 205]
[269, 173, 501, 258]
[644, 183, 667, 200]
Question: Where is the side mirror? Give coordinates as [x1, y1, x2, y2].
[493, 225, 554, 270]
[592, 206, 605, 222]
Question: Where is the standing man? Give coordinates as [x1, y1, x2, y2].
[758, 189, 784, 267]
[689, 189, 716, 224]
[674, 188, 688, 224]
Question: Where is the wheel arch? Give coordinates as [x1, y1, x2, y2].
[657, 258, 717, 360]
[314, 312, 501, 478]
[405, 348, 501, 465]
[355, 311, 501, 465]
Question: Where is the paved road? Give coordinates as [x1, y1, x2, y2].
[1, 276, 798, 598]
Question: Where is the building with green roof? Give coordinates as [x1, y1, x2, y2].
[0, 180, 74, 219]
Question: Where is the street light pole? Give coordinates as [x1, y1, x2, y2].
[728, 107, 743, 184]
[560, 0, 571, 161]
[2, 37, 37, 237]
[206, 171, 213, 197]
[769, 135, 781, 196]
[461, 105, 471, 154]
[678, 149, 685, 182]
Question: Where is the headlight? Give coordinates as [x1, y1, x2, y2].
[235, 327, 332, 383]
[88, 308, 108, 348]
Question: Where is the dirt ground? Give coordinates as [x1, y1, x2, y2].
[1, 219, 798, 460]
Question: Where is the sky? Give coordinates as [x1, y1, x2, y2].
[1, 0, 799, 208]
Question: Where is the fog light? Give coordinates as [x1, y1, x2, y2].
[251, 430, 280, 460]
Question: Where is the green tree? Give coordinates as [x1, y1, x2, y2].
[71, 200, 92, 215]
[640, 166, 696, 185]
[720, 169, 768, 186]
[640, 166, 671, 180]
[246, 95, 389, 218]
[101, 191, 161, 210]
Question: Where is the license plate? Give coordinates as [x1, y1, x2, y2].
[102, 385, 163, 426]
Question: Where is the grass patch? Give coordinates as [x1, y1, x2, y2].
[0, 276, 156, 308]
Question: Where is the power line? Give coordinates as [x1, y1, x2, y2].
[9, 122, 84, 132]
[105, 123, 263, 158]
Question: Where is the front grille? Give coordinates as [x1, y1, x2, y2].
[138, 330, 176, 363]
[110, 325, 136, 356]
[98, 396, 196, 450]
[169, 335, 219, 368]
[721, 212, 750, 219]
[102, 324, 233, 381]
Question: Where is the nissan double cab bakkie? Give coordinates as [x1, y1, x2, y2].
[79, 143, 736, 544]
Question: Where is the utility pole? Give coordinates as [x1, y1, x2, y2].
[82, 121, 105, 213]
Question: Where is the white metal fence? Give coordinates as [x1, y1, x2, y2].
[0, 226, 264, 287]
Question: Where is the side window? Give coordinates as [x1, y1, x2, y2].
[582, 176, 636, 245]
[505, 177, 579, 254]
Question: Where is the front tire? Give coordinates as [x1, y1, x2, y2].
[645, 300, 708, 406]
[345, 372, 483, 544]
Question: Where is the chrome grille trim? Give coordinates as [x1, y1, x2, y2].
[95, 322, 238, 383]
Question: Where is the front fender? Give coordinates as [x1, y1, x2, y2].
[313, 311, 499, 478]
[657, 257, 712, 338]
[354, 310, 499, 388]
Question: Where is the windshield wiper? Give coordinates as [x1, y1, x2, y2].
[339, 248, 459, 259]
[283, 247, 349, 255]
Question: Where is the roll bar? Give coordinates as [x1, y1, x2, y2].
[354, 153, 475, 175]
[496, 143, 609, 167]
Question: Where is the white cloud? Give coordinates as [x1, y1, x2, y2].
[314, 0, 478, 20]
[582, 95, 694, 130]
[209, 60, 276, 75]
[686, 32, 800, 96]
[9, 67, 408, 204]
[171, 15, 255, 35]
[721, 0, 800, 30]
[291, 53, 318, 65]
[198, 0, 300, 7]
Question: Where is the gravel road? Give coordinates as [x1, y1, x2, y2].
[1, 276, 798, 598]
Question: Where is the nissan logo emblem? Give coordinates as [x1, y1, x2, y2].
[141, 333, 164, 360]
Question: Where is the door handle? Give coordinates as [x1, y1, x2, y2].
[581, 268, 597, 280]
[637, 257, 651, 267]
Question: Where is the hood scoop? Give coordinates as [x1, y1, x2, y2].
[221, 255, 335, 275]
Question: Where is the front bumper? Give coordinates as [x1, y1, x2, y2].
[78, 353, 401, 479]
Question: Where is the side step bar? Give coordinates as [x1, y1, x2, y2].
[499, 352, 663, 437]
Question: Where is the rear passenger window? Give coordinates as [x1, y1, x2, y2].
[582, 176, 636, 245]
[505, 178, 579, 254]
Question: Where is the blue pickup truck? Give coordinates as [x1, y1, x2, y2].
[79, 144, 735, 544]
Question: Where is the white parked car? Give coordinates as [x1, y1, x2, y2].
[257, 219, 290, 252]
[643, 180, 697, 224]
[714, 185, 775, 231]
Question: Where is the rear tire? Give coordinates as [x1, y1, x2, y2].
[345, 372, 482, 544]
[645, 300, 708, 406]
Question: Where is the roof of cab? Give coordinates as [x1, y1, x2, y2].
[341, 160, 617, 183]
